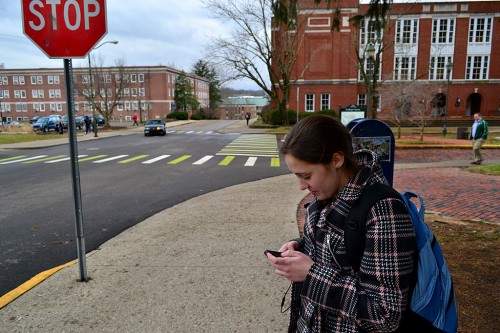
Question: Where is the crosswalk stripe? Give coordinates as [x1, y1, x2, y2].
[93, 155, 129, 163]
[271, 158, 281, 167]
[118, 155, 149, 163]
[142, 155, 171, 164]
[23, 155, 67, 164]
[168, 155, 192, 164]
[79, 155, 108, 162]
[0, 155, 47, 164]
[45, 155, 88, 163]
[244, 157, 257, 166]
[193, 155, 213, 165]
[0, 155, 27, 163]
[219, 156, 235, 166]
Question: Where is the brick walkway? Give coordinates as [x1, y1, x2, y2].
[296, 148, 500, 233]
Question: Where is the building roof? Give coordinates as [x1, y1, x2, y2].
[222, 96, 269, 107]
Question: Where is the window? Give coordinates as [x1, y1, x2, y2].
[432, 18, 455, 44]
[133, 101, 138, 111]
[14, 90, 20, 98]
[0, 76, 7, 85]
[396, 19, 418, 44]
[49, 89, 55, 98]
[2, 90, 9, 98]
[55, 89, 61, 98]
[139, 88, 145, 97]
[305, 94, 315, 112]
[13, 76, 25, 85]
[469, 17, 492, 43]
[50, 103, 56, 111]
[39, 103, 45, 112]
[466, 55, 489, 80]
[138, 74, 145, 82]
[360, 19, 379, 45]
[56, 103, 62, 112]
[394, 57, 416, 80]
[117, 103, 123, 111]
[53, 75, 60, 84]
[320, 93, 330, 110]
[82, 75, 89, 84]
[125, 101, 131, 111]
[130, 74, 137, 82]
[32, 90, 39, 98]
[131, 88, 137, 96]
[31, 76, 37, 84]
[429, 56, 453, 80]
[1, 102, 11, 112]
[20, 90, 26, 98]
[358, 94, 366, 107]
[123, 88, 130, 97]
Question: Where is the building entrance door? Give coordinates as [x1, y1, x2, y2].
[466, 93, 482, 116]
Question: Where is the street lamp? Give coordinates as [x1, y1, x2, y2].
[366, 43, 376, 119]
[443, 60, 453, 136]
[88, 40, 118, 137]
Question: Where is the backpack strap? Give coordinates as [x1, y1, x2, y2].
[345, 182, 402, 271]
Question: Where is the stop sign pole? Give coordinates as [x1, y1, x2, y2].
[22, 0, 108, 282]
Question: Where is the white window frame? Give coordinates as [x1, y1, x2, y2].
[469, 17, 492, 44]
[394, 57, 416, 80]
[305, 94, 315, 112]
[396, 18, 419, 44]
[432, 18, 455, 44]
[320, 93, 330, 110]
[466, 55, 489, 80]
[138, 74, 145, 82]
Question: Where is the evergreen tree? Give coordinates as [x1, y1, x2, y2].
[192, 60, 222, 116]
[174, 71, 199, 112]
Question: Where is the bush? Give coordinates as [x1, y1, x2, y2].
[190, 114, 206, 120]
[166, 112, 188, 120]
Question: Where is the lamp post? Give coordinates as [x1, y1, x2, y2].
[366, 43, 376, 119]
[87, 40, 118, 137]
[443, 60, 453, 136]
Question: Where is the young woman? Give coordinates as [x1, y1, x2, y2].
[266, 115, 416, 332]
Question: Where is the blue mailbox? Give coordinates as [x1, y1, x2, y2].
[347, 119, 395, 186]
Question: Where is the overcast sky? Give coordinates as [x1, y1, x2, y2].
[0, 0, 260, 90]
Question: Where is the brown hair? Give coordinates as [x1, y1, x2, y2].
[280, 115, 359, 171]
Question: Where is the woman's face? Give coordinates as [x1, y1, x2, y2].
[285, 153, 344, 201]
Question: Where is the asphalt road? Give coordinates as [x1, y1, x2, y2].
[0, 121, 289, 296]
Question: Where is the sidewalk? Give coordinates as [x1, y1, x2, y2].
[0, 120, 498, 332]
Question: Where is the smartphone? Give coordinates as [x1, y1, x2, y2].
[264, 250, 282, 257]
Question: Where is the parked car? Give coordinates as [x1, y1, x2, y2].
[61, 115, 84, 130]
[144, 119, 166, 136]
[31, 115, 61, 133]
[29, 116, 41, 124]
[84, 114, 105, 126]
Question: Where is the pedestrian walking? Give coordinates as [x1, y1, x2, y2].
[133, 113, 139, 126]
[84, 116, 92, 135]
[245, 112, 251, 126]
[58, 118, 64, 135]
[470, 112, 488, 165]
[265, 115, 416, 332]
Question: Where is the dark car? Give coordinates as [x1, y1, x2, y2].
[144, 119, 167, 136]
[29, 116, 41, 124]
[32, 115, 61, 133]
[85, 114, 105, 126]
[61, 115, 84, 130]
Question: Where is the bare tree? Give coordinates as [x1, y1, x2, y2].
[75, 55, 130, 127]
[204, 0, 315, 125]
[380, 80, 443, 140]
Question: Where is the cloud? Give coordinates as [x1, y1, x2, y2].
[0, 0, 260, 90]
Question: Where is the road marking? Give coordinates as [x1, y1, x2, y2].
[0, 155, 27, 163]
[142, 155, 171, 164]
[219, 156, 235, 166]
[271, 158, 281, 167]
[93, 155, 129, 163]
[22, 155, 66, 164]
[118, 155, 149, 164]
[244, 157, 257, 166]
[167, 155, 192, 164]
[217, 134, 279, 157]
[0, 155, 47, 164]
[193, 155, 213, 165]
[78, 155, 108, 162]
[45, 155, 88, 163]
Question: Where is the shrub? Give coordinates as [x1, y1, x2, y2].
[166, 112, 188, 120]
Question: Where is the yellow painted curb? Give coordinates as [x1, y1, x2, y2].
[0, 260, 76, 310]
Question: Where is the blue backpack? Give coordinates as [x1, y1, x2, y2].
[345, 183, 458, 333]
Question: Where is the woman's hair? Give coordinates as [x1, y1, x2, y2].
[280, 115, 359, 171]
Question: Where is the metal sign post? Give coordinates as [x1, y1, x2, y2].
[64, 59, 87, 281]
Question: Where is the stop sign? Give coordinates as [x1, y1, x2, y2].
[21, 0, 107, 58]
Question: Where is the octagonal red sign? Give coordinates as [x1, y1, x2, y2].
[21, 0, 107, 58]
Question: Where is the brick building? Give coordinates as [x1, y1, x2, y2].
[218, 96, 269, 120]
[272, 0, 500, 120]
[0, 66, 210, 123]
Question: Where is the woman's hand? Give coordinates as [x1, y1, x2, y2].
[266, 242, 314, 282]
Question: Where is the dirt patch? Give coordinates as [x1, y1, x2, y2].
[425, 215, 499, 333]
